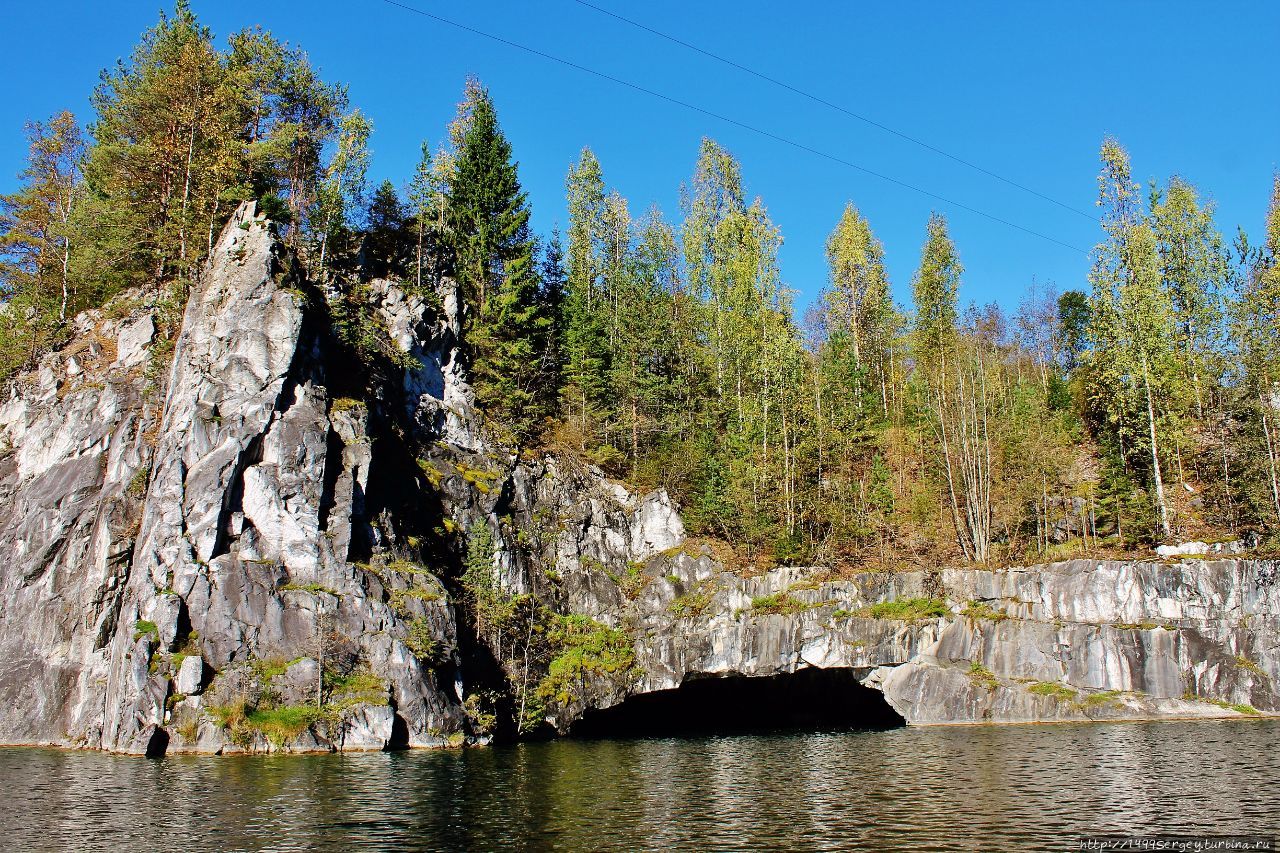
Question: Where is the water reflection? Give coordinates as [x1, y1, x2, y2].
[1, 721, 1276, 851]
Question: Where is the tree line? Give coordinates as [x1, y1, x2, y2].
[3, 3, 1279, 568]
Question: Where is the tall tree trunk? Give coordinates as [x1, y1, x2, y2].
[1261, 400, 1280, 529]
[1143, 355, 1171, 539]
[178, 103, 198, 265]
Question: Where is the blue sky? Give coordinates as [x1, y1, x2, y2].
[2, 1, 1277, 316]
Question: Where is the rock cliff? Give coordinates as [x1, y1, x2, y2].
[1, 205, 1275, 755]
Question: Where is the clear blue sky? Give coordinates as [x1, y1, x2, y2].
[2, 1, 1277, 315]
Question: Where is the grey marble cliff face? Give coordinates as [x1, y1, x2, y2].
[0, 205, 1274, 755]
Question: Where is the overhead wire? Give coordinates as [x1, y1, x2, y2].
[571, 0, 1099, 223]
[378, 0, 1090, 254]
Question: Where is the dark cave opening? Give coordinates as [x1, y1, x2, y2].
[570, 667, 906, 738]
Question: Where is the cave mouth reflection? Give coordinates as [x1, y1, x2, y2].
[570, 667, 907, 738]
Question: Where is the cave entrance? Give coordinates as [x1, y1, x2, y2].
[570, 667, 905, 738]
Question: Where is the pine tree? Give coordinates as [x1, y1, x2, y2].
[79, 1, 244, 290]
[225, 26, 347, 232]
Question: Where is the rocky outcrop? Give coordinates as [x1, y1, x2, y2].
[580, 556, 1279, 727]
[0, 203, 473, 753]
[1, 204, 1275, 756]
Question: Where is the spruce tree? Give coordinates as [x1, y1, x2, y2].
[363, 179, 406, 278]
[446, 84, 548, 442]
[537, 231, 567, 403]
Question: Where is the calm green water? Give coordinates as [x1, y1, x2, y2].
[1, 721, 1277, 851]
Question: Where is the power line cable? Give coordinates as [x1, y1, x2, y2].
[379, 0, 1089, 254]
[572, 0, 1097, 222]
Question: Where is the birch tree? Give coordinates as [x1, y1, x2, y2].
[913, 213, 993, 562]
[1087, 138, 1181, 540]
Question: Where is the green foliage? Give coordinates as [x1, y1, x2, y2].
[749, 592, 810, 616]
[864, 598, 949, 621]
[127, 465, 150, 498]
[279, 582, 336, 595]
[1028, 681, 1077, 700]
[133, 619, 159, 642]
[1074, 689, 1124, 711]
[0, 111, 84, 380]
[330, 396, 364, 414]
[329, 283, 411, 371]
[447, 86, 554, 443]
[1234, 655, 1268, 679]
[966, 662, 998, 691]
[324, 669, 387, 711]
[314, 109, 372, 274]
[531, 615, 636, 713]
[611, 562, 650, 600]
[245, 704, 323, 746]
[1, 4, 346, 382]
[669, 585, 714, 619]
[961, 600, 1009, 622]
[406, 617, 443, 663]
[389, 585, 442, 614]
[912, 213, 962, 366]
[461, 521, 514, 632]
[462, 693, 499, 735]
[208, 698, 254, 746]
[8, 4, 1280, 576]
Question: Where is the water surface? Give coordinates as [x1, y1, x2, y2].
[1, 721, 1276, 851]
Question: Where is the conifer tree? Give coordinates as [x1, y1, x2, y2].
[537, 231, 568, 399]
[79, 1, 243, 290]
[225, 26, 347, 232]
[405, 141, 439, 292]
[446, 84, 548, 442]
[363, 179, 406, 278]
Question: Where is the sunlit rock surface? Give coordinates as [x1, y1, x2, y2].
[0, 203, 1274, 756]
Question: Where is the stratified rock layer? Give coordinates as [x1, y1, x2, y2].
[598, 557, 1279, 726]
[0, 205, 1275, 755]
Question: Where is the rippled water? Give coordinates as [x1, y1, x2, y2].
[2, 721, 1277, 851]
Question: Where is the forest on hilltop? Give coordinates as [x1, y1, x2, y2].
[3, 3, 1280, 572]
